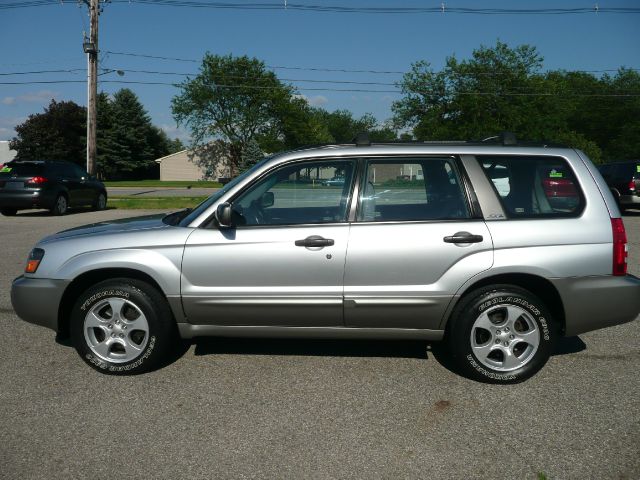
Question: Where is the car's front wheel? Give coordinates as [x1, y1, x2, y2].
[70, 279, 176, 374]
[447, 285, 557, 383]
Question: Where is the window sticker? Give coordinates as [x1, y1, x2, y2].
[636, 165, 640, 173]
[549, 169, 563, 178]
[0, 166, 12, 173]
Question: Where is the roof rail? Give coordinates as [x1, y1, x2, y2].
[481, 131, 517, 146]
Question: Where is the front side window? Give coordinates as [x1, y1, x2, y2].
[232, 160, 355, 226]
[477, 155, 584, 217]
[357, 157, 470, 222]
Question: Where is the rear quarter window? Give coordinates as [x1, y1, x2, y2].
[476, 155, 585, 218]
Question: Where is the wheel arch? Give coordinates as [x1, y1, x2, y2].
[57, 268, 170, 338]
[443, 273, 566, 335]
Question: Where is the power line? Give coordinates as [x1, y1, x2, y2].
[3, 63, 639, 80]
[101, 50, 640, 77]
[2, 79, 639, 98]
[102, 50, 406, 74]
[3, 1, 639, 15]
[0, 68, 86, 76]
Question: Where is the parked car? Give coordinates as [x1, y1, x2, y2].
[598, 160, 640, 212]
[321, 176, 345, 187]
[11, 137, 640, 383]
[0, 160, 107, 216]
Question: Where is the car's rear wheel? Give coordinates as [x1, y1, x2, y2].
[446, 285, 557, 383]
[1, 208, 17, 216]
[93, 192, 107, 211]
[50, 194, 68, 216]
[70, 279, 176, 374]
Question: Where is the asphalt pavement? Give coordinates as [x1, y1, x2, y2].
[0, 209, 639, 479]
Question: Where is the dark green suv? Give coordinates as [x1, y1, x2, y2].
[0, 160, 107, 216]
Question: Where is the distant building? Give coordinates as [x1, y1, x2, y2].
[0, 141, 17, 164]
[155, 149, 230, 181]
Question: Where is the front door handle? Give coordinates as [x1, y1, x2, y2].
[295, 236, 334, 248]
[443, 232, 484, 244]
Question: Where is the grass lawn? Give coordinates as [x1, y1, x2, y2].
[104, 180, 221, 188]
[107, 196, 208, 210]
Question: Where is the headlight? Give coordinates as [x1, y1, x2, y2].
[25, 248, 45, 274]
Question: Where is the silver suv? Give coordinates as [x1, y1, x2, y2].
[11, 137, 640, 382]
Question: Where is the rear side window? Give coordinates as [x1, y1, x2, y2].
[357, 157, 470, 222]
[476, 155, 584, 218]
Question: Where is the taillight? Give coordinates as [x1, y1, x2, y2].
[629, 179, 636, 192]
[611, 218, 627, 276]
[25, 248, 45, 274]
[26, 176, 48, 185]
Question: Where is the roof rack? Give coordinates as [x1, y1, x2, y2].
[481, 131, 517, 146]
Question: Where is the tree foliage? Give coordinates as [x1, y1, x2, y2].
[172, 54, 298, 176]
[10, 100, 86, 165]
[172, 53, 398, 178]
[392, 41, 640, 163]
[10, 90, 175, 178]
[97, 89, 170, 178]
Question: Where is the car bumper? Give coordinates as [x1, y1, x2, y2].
[619, 194, 640, 206]
[0, 190, 55, 209]
[552, 274, 640, 336]
[11, 276, 69, 332]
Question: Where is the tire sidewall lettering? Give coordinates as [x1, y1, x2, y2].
[80, 289, 130, 311]
[466, 354, 518, 381]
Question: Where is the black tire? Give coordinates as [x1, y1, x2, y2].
[92, 191, 107, 211]
[50, 194, 68, 216]
[1, 208, 17, 216]
[70, 278, 177, 374]
[446, 285, 557, 384]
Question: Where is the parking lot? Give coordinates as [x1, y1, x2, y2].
[1, 208, 639, 479]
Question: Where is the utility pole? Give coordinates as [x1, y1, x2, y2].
[82, 0, 99, 175]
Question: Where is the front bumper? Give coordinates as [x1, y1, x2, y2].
[11, 276, 69, 332]
[552, 274, 640, 336]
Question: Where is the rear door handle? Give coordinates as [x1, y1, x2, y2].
[443, 232, 484, 244]
[295, 236, 334, 248]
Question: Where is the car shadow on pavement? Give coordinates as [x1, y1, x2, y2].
[13, 207, 106, 217]
[193, 337, 429, 359]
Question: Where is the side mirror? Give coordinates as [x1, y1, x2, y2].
[260, 191, 274, 208]
[215, 202, 233, 227]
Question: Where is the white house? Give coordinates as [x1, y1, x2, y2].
[155, 149, 230, 181]
[0, 141, 17, 164]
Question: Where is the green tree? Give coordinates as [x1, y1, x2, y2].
[172, 54, 297, 176]
[392, 41, 608, 160]
[240, 138, 264, 172]
[10, 100, 86, 165]
[167, 137, 185, 154]
[95, 89, 171, 178]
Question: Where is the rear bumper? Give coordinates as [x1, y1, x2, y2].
[0, 190, 55, 209]
[619, 194, 640, 206]
[11, 276, 69, 332]
[551, 275, 640, 336]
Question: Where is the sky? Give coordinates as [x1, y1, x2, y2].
[1, 0, 639, 143]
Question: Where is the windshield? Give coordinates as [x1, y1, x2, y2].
[176, 156, 272, 227]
